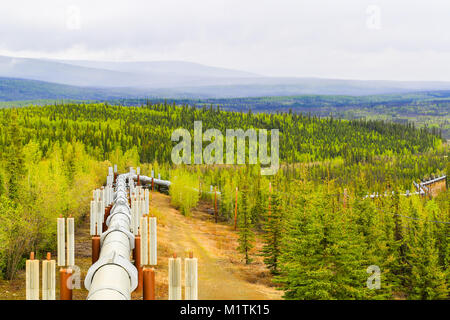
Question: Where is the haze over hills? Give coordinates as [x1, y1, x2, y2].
[3, 55, 450, 99]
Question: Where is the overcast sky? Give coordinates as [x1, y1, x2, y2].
[1, 0, 449, 81]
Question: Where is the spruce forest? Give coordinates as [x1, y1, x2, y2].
[0, 102, 448, 299]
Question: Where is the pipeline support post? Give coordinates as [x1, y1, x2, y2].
[214, 186, 218, 223]
[169, 253, 182, 300]
[134, 235, 143, 292]
[92, 235, 100, 264]
[59, 268, 73, 300]
[143, 268, 156, 300]
[42, 252, 56, 300]
[67, 216, 75, 267]
[26, 252, 39, 300]
[234, 187, 238, 230]
[185, 252, 198, 300]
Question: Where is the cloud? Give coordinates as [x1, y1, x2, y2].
[0, 0, 450, 80]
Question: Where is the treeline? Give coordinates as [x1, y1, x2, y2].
[108, 94, 449, 138]
[2, 102, 442, 165]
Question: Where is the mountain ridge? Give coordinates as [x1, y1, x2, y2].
[3, 55, 450, 98]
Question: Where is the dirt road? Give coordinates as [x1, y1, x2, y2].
[152, 193, 282, 300]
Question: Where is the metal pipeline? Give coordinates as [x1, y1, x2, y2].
[84, 173, 138, 300]
[131, 174, 171, 188]
[132, 174, 223, 195]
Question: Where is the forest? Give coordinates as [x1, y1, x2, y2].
[0, 102, 448, 299]
[106, 92, 450, 139]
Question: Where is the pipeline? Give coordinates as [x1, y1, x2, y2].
[84, 169, 214, 300]
[84, 173, 138, 300]
[131, 174, 222, 195]
[132, 174, 171, 188]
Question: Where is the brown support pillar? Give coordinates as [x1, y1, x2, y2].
[214, 187, 218, 223]
[151, 177, 154, 191]
[143, 268, 155, 300]
[134, 235, 143, 292]
[234, 187, 238, 231]
[102, 205, 111, 232]
[137, 175, 140, 186]
[60, 268, 73, 300]
[92, 236, 100, 264]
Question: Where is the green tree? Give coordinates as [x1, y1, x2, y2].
[261, 186, 284, 274]
[237, 183, 254, 265]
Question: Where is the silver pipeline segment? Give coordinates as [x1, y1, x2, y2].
[131, 173, 222, 196]
[131, 174, 171, 188]
[84, 173, 138, 300]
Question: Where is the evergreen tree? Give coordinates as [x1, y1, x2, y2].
[406, 220, 448, 299]
[237, 183, 254, 264]
[261, 185, 284, 274]
[276, 183, 335, 299]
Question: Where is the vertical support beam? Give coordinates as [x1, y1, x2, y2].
[214, 186, 218, 223]
[59, 268, 72, 300]
[151, 177, 154, 191]
[144, 189, 150, 215]
[67, 216, 75, 267]
[132, 199, 139, 236]
[140, 217, 149, 266]
[57, 216, 66, 267]
[91, 235, 100, 264]
[26, 252, 39, 300]
[90, 200, 96, 236]
[185, 252, 198, 300]
[97, 190, 104, 235]
[42, 253, 56, 300]
[168, 254, 182, 300]
[143, 268, 155, 300]
[140, 196, 145, 220]
[103, 205, 111, 232]
[134, 235, 143, 292]
[136, 195, 141, 222]
[234, 187, 238, 231]
[149, 217, 157, 266]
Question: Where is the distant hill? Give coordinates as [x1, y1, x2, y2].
[52, 59, 259, 79]
[0, 77, 145, 101]
[3, 55, 450, 98]
[0, 55, 259, 89]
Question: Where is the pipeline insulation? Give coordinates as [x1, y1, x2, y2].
[149, 217, 157, 266]
[185, 258, 198, 300]
[66, 217, 75, 267]
[42, 259, 56, 300]
[57, 217, 65, 266]
[169, 257, 182, 300]
[26, 259, 40, 300]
